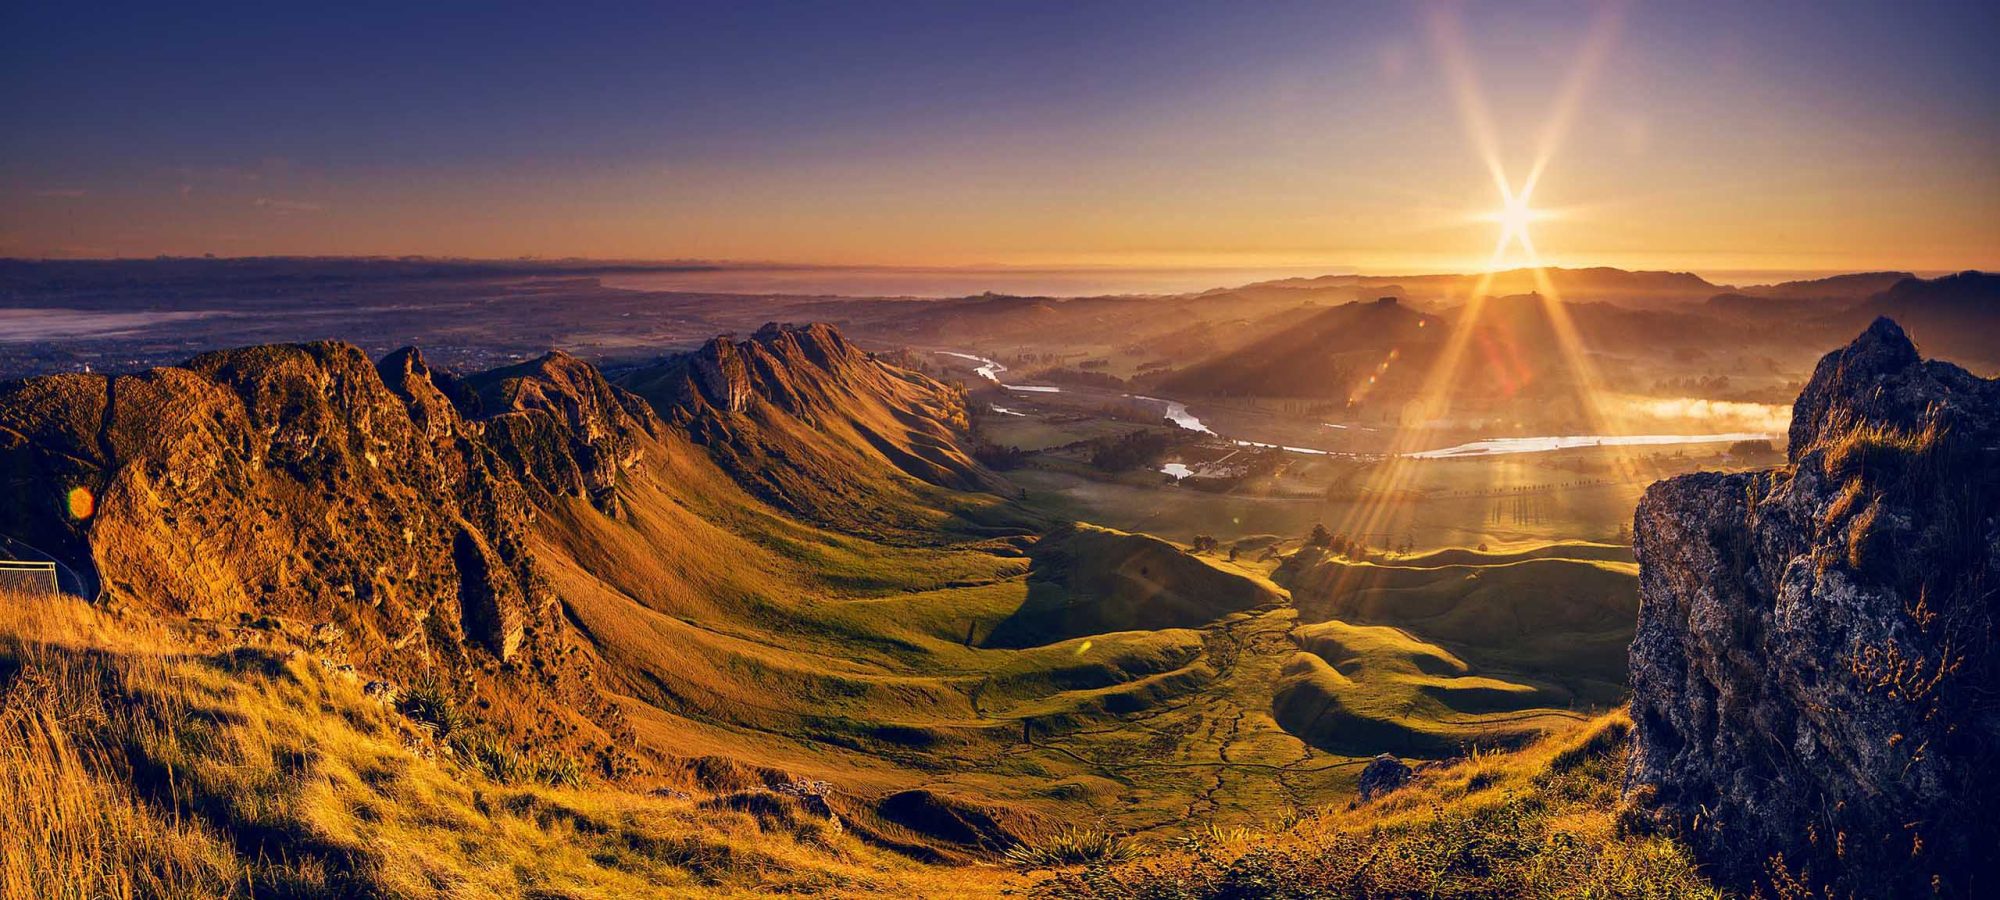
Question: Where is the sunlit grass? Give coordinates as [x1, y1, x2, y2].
[1030, 712, 1720, 899]
[0, 591, 1021, 898]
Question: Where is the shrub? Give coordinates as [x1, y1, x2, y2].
[1005, 827, 1144, 870]
[449, 731, 523, 783]
[529, 753, 587, 789]
[974, 443, 1029, 470]
[1089, 431, 1173, 472]
[396, 677, 465, 737]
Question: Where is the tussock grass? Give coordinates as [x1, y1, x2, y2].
[0, 591, 1021, 898]
[1005, 826, 1145, 870]
[0, 599, 240, 899]
[1030, 712, 1720, 900]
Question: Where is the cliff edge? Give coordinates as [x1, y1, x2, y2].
[1630, 318, 1999, 895]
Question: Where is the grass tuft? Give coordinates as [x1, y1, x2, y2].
[1005, 826, 1145, 870]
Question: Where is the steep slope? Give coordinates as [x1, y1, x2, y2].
[617, 322, 1008, 533]
[458, 349, 663, 515]
[1630, 318, 2000, 896]
[0, 592, 1021, 898]
[1, 324, 1374, 877]
[0, 325, 1026, 768]
[0, 341, 646, 758]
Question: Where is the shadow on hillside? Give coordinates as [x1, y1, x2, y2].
[978, 522, 1281, 649]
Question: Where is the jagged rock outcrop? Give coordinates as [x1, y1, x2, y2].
[618, 322, 1002, 528]
[1629, 318, 2000, 896]
[0, 324, 995, 770]
[630, 322, 901, 425]
[0, 340, 660, 757]
[463, 350, 661, 516]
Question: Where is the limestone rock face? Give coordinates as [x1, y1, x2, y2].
[618, 322, 1003, 528]
[0, 341, 657, 675]
[1628, 318, 2000, 895]
[629, 321, 887, 425]
[464, 350, 660, 516]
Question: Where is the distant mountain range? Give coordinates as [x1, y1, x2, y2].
[1149, 270, 1999, 400]
[1237, 266, 1725, 307]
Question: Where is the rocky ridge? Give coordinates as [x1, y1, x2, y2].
[1629, 318, 1999, 895]
[0, 324, 988, 763]
[618, 322, 1000, 529]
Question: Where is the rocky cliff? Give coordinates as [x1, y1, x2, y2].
[0, 324, 988, 765]
[0, 342, 651, 750]
[1629, 318, 1999, 895]
[618, 322, 1001, 530]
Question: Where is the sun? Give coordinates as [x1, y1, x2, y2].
[1494, 196, 1541, 241]
[1480, 189, 1549, 270]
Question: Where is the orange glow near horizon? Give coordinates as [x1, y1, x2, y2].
[4, 5, 1994, 275]
[1327, 1, 1656, 551]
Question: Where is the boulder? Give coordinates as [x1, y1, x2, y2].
[1357, 753, 1414, 802]
[1628, 318, 2000, 895]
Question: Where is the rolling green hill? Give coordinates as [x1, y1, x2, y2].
[0, 324, 1657, 897]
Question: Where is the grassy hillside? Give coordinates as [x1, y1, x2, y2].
[1278, 544, 1639, 708]
[1274, 619, 1571, 756]
[0, 591, 1024, 898]
[1, 593, 1713, 899]
[1030, 711, 1717, 900]
[0, 329, 1699, 896]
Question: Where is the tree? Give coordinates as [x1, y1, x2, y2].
[1190, 534, 1219, 554]
[972, 443, 1028, 470]
[1307, 523, 1333, 548]
[1089, 430, 1173, 472]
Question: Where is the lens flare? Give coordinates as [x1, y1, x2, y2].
[1483, 189, 1550, 271]
[66, 485, 95, 520]
[1322, 2, 1633, 553]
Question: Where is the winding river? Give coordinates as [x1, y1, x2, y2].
[938, 350, 1773, 464]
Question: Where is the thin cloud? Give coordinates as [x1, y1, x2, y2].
[253, 197, 324, 213]
[34, 188, 88, 198]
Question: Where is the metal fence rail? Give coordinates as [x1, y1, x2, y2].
[0, 559, 59, 595]
[0, 533, 97, 599]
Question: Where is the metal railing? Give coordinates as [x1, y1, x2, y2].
[0, 560, 59, 595]
[0, 533, 97, 599]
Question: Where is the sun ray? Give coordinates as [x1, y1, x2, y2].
[1326, 1, 1629, 554]
[1521, 3, 1626, 200]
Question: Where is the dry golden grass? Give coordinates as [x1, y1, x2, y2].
[1029, 711, 1722, 899]
[0, 591, 1024, 898]
[1, 590, 1721, 899]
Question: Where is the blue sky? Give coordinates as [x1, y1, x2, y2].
[3, 1, 1995, 271]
